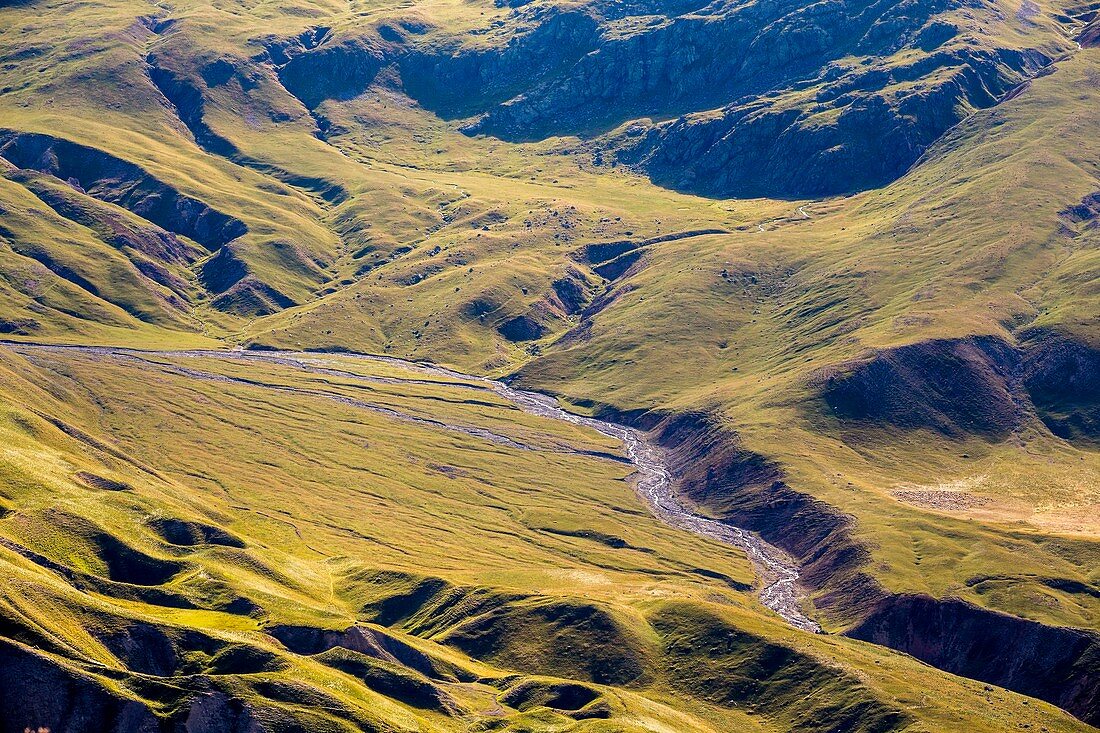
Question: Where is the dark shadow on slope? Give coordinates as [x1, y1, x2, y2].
[1021, 328, 1100, 443]
[0, 131, 247, 250]
[500, 678, 610, 719]
[652, 602, 911, 733]
[0, 639, 162, 733]
[147, 61, 240, 159]
[814, 335, 1022, 439]
[148, 517, 246, 548]
[147, 58, 350, 204]
[849, 595, 1100, 726]
[588, 401, 1100, 724]
[313, 648, 460, 713]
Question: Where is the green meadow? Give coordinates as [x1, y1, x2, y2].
[0, 0, 1097, 727]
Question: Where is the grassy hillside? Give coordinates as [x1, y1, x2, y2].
[0, 0, 1098, 727]
[517, 44, 1100, 627]
[4, 345, 1091, 731]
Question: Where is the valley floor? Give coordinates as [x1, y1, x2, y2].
[0, 0, 1098, 728]
[0, 342, 1095, 732]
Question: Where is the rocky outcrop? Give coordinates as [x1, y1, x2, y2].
[1078, 18, 1100, 47]
[453, 0, 951, 141]
[256, 0, 1055, 198]
[550, 268, 592, 315]
[0, 639, 161, 733]
[277, 37, 386, 110]
[849, 595, 1100, 725]
[612, 47, 1048, 197]
[389, 0, 1050, 197]
[632, 409, 885, 618]
[399, 9, 602, 120]
[572, 230, 727, 283]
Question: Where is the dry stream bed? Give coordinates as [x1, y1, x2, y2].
[7, 343, 820, 632]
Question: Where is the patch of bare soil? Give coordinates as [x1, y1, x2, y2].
[891, 489, 992, 511]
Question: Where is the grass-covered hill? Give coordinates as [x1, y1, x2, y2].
[0, 0, 1098, 728]
[0, 345, 1091, 732]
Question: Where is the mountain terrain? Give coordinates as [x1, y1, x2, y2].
[0, 0, 1098, 729]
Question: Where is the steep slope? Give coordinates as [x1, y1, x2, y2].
[513, 36, 1100, 723]
[0, 0, 1098, 727]
[4, 345, 1088, 731]
[404, 0, 1066, 197]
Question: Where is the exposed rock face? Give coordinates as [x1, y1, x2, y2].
[641, 410, 883, 615]
[611, 47, 1047, 197]
[277, 37, 386, 109]
[550, 269, 591, 315]
[180, 692, 262, 733]
[399, 9, 603, 121]
[388, 0, 1052, 197]
[442, 0, 958, 139]
[237, 0, 1053, 199]
[1078, 18, 1100, 47]
[598, 404, 1100, 724]
[848, 595, 1100, 725]
[0, 640, 161, 733]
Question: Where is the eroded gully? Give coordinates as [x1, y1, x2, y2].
[6, 343, 820, 632]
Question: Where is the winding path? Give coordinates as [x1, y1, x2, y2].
[4, 343, 820, 632]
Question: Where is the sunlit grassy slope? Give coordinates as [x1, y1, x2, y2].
[516, 46, 1100, 629]
[0, 0, 1099, 726]
[0, 345, 1091, 731]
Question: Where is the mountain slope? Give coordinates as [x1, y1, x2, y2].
[0, 0, 1098, 727]
[5, 345, 1090, 732]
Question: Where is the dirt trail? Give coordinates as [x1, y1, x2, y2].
[4, 343, 819, 632]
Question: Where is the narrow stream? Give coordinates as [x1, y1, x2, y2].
[492, 383, 822, 633]
[6, 344, 820, 632]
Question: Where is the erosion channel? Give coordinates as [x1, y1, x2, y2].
[6, 343, 821, 633]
